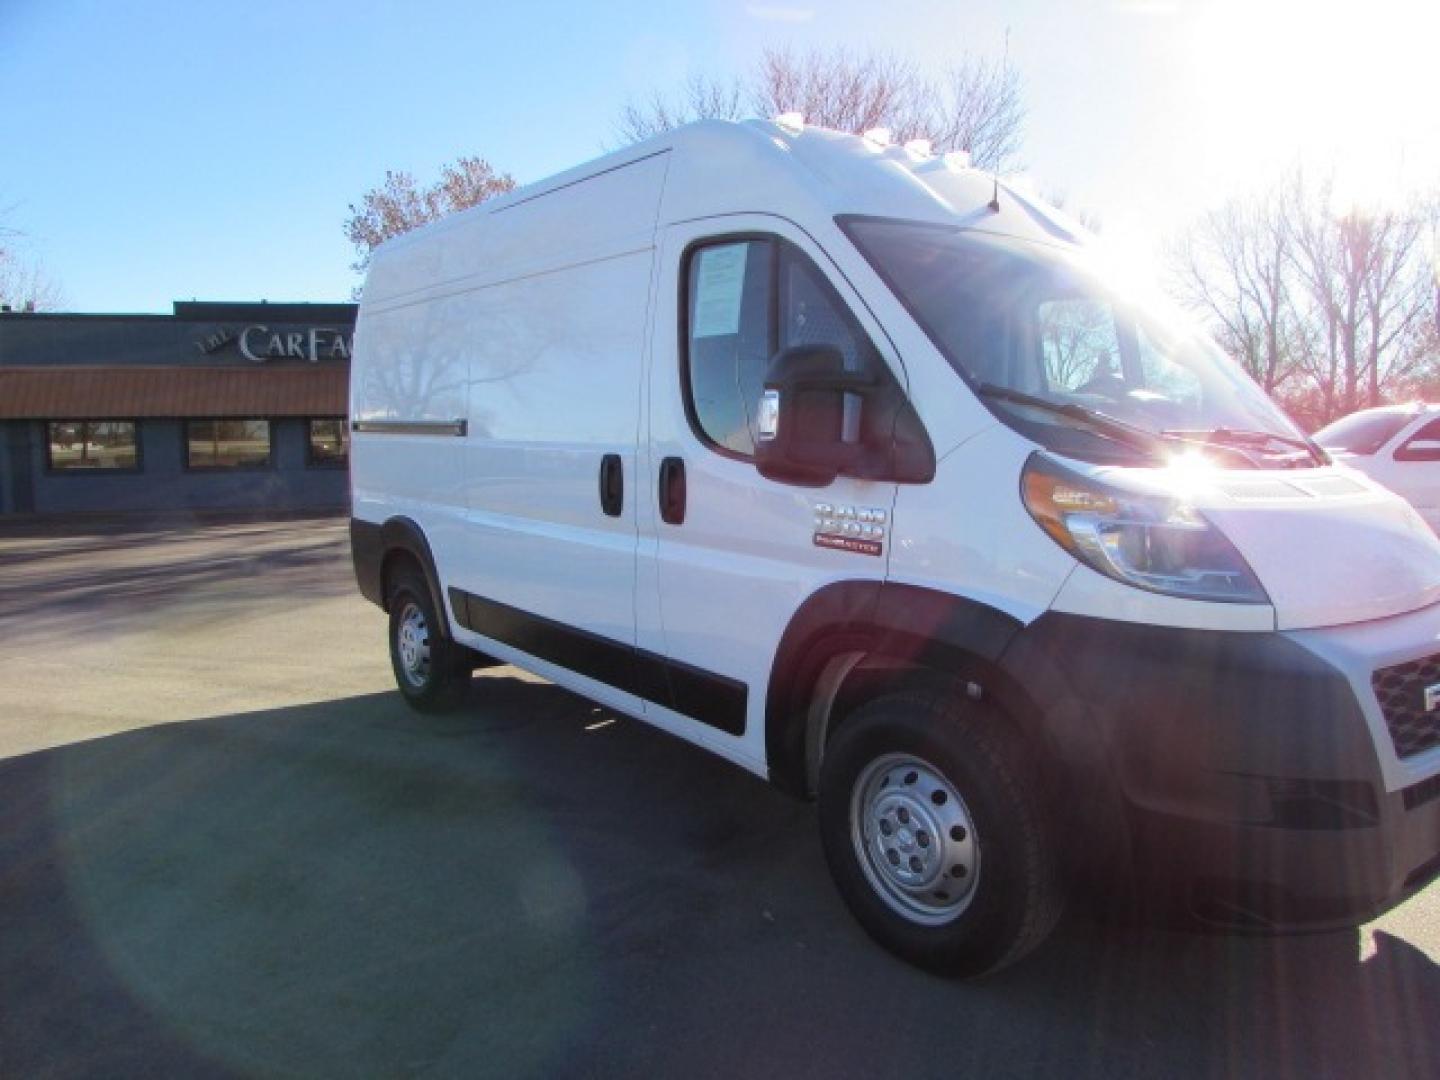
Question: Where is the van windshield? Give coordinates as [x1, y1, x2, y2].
[843, 218, 1317, 467]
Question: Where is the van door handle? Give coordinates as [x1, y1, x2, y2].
[658, 456, 686, 525]
[599, 453, 623, 517]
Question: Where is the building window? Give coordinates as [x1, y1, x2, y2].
[307, 418, 349, 467]
[186, 419, 272, 469]
[45, 421, 140, 471]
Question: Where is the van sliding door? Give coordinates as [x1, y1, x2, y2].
[446, 154, 669, 718]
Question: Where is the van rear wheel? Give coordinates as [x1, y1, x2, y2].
[387, 568, 469, 713]
[818, 688, 1063, 976]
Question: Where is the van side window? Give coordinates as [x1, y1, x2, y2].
[684, 237, 881, 457]
[778, 246, 882, 376]
[684, 240, 775, 455]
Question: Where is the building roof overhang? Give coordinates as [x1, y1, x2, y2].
[0, 365, 348, 419]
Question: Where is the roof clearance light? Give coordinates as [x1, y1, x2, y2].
[903, 138, 933, 158]
[774, 112, 805, 135]
[943, 150, 972, 171]
[862, 127, 892, 147]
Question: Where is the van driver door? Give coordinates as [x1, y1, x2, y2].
[636, 215, 905, 770]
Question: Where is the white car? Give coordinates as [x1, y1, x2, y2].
[348, 118, 1440, 976]
[1316, 405, 1440, 532]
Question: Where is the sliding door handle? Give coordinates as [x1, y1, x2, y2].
[658, 456, 686, 525]
[599, 453, 623, 517]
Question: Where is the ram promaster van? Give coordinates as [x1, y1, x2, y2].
[350, 119, 1440, 976]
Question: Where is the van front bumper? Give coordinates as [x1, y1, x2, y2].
[999, 607, 1440, 930]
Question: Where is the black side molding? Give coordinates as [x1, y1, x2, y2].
[449, 587, 747, 736]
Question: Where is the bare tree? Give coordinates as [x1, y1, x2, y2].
[1286, 171, 1437, 421]
[1358, 209, 1435, 405]
[344, 156, 515, 277]
[749, 48, 921, 140]
[920, 55, 1025, 171]
[614, 74, 747, 143]
[1167, 190, 1303, 395]
[0, 206, 65, 311]
[1167, 170, 1439, 428]
[616, 46, 1025, 172]
[1400, 313, 1440, 402]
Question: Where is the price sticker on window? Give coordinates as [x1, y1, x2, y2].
[692, 243, 748, 338]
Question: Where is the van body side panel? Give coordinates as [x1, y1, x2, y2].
[440, 155, 668, 716]
[350, 299, 472, 627]
[451, 250, 652, 636]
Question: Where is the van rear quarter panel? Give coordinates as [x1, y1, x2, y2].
[351, 298, 470, 600]
[353, 152, 669, 665]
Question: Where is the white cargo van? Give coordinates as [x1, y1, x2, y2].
[350, 119, 1440, 975]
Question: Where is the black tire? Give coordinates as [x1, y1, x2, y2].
[386, 567, 470, 713]
[818, 687, 1064, 977]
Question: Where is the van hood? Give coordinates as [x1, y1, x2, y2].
[1185, 469, 1440, 630]
[1088, 464, 1440, 630]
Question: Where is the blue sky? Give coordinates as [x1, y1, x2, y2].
[3, 0, 1435, 311]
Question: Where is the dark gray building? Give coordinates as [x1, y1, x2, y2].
[0, 300, 354, 516]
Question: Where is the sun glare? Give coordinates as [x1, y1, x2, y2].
[1190, 0, 1439, 212]
[1165, 448, 1220, 497]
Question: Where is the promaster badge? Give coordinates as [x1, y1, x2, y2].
[813, 502, 887, 557]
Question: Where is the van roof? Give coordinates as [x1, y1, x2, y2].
[372, 118, 1088, 263]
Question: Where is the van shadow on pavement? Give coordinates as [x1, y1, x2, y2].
[2, 673, 1437, 1079]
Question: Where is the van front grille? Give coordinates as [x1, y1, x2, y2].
[1373, 654, 1440, 759]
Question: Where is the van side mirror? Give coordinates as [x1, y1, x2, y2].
[755, 345, 874, 487]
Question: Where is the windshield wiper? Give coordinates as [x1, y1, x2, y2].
[977, 386, 1277, 468]
[1162, 427, 1323, 465]
[976, 383, 1169, 459]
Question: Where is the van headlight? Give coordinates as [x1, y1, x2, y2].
[1021, 453, 1268, 604]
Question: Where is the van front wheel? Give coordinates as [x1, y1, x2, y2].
[387, 569, 469, 713]
[818, 689, 1063, 976]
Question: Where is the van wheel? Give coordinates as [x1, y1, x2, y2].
[387, 568, 469, 713]
[818, 689, 1063, 977]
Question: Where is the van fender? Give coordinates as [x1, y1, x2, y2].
[765, 580, 1131, 882]
[766, 580, 1024, 793]
[351, 515, 454, 640]
[764, 578, 883, 796]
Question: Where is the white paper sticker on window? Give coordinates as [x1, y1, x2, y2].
[692, 243, 748, 339]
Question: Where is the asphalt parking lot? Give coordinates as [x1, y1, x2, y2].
[2, 516, 1439, 1079]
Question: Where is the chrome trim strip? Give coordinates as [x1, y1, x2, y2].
[351, 419, 467, 437]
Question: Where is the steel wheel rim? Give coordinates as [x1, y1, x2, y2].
[849, 752, 980, 925]
[396, 601, 432, 688]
